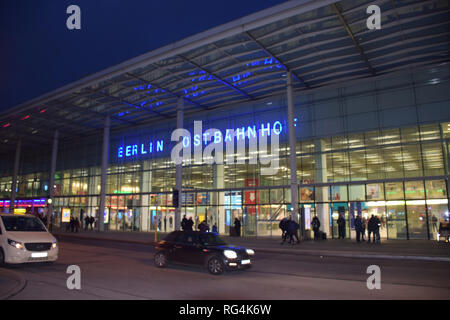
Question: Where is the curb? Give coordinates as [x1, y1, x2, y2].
[55, 233, 450, 263]
[0, 268, 27, 300]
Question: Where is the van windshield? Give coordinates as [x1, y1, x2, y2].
[1, 216, 47, 232]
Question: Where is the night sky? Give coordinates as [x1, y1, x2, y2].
[0, 0, 287, 112]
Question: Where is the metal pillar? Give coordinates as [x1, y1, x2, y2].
[47, 130, 59, 227]
[287, 71, 300, 227]
[98, 116, 110, 231]
[175, 98, 184, 230]
[10, 140, 21, 212]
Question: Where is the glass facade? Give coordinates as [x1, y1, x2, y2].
[1, 66, 450, 240]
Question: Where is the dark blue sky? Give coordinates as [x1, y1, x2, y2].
[0, 0, 287, 112]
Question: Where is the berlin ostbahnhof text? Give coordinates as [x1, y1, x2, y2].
[1, 0, 449, 241]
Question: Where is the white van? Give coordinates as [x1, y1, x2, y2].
[0, 213, 58, 264]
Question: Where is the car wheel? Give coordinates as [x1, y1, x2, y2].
[0, 249, 5, 266]
[154, 252, 168, 268]
[207, 256, 224, 275]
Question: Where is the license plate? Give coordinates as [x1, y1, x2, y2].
[241, 259, 251, 265]
[31, 252, 48, 258]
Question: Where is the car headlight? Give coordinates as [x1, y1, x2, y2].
[52, 240, 57, 249]
[8, 239, 24, 250]
[223, 250, 237, 259]
[246, 249, 255, 256]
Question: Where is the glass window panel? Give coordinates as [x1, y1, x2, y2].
[422, 143, 444, 176]
[330, 185, 348, 201]
[425, 180, 447, 199]
[349, 185, 365, 201]
[401, 126, 420, 143]
[386, 204, 407, 239]
[405, 181, 425, 199]
[366, 183, 384, 201]
[406, 203, 428, 239]
[420, 124, 440, 141]
[427, 201, 448, 240]
[385, 182, 404, 200]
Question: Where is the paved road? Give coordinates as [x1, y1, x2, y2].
[3, 238, 450, 300]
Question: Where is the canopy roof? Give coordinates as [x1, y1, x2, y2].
[1, 0, 449, 151]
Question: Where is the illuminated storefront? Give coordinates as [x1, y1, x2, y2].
[1, 0, 449, 240]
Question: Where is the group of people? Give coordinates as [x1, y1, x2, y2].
[181, 215, 220, 234]
[66, 215, 95, 232]
[336, 214, 382, 243]
[355, 214, 381, 243]
[279, 217, 300, 245]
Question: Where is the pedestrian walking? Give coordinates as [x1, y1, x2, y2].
[337, 214, 346, 239]
[287, 217, 300, 245]
[89, 216, 95, 230]
[311, 216, 321, 240]
[234, 218, 241, 237]
[279, 217, 288, 244]
[354, 215, 363, 243]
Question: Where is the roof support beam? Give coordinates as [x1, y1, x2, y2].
[89, 90, 172, 120]
[125, 73, 209, 111]
[177, 54, 255, 100]
[245, 31, 309, 88]
[332, 3, 375, 76]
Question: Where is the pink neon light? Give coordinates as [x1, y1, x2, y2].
[2, 123, 11, 128]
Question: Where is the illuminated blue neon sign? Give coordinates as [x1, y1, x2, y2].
[117, 120, 285, 159]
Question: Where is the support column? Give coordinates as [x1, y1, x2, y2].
[140, 161, 152, 232]
[315, 139, 330, 235]
[213, 164, 225, 234]
[98, 116, 110, 232]
[47, 130, 59, 227]
[287, 71, 299, 228]
[175, 98, 184, 230]
[10, 140, 21, 212]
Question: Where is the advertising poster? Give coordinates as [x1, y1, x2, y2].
[62, 208, 71, 222]
[304, 206, 311, 230]
[104, 209, 109, 224]
[244, 179, 259, 215]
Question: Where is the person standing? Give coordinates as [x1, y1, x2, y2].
[361, 216, 367, 241]
[234, 218, 241, 237]
[186, 217, 194, 231]
[374, 215, 381, 243]
[367, 215, 376, 243]
[311, 216, 321, 240]
[354, 215, 363, 243]
[181, 215, 188, 231]
[337, 214, 346, 239]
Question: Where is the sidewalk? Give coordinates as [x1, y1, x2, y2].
[53, 229, 450, 262]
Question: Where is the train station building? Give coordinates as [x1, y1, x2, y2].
[1, 0, 449, 240]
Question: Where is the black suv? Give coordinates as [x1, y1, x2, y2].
[154, 231, 254, 275]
